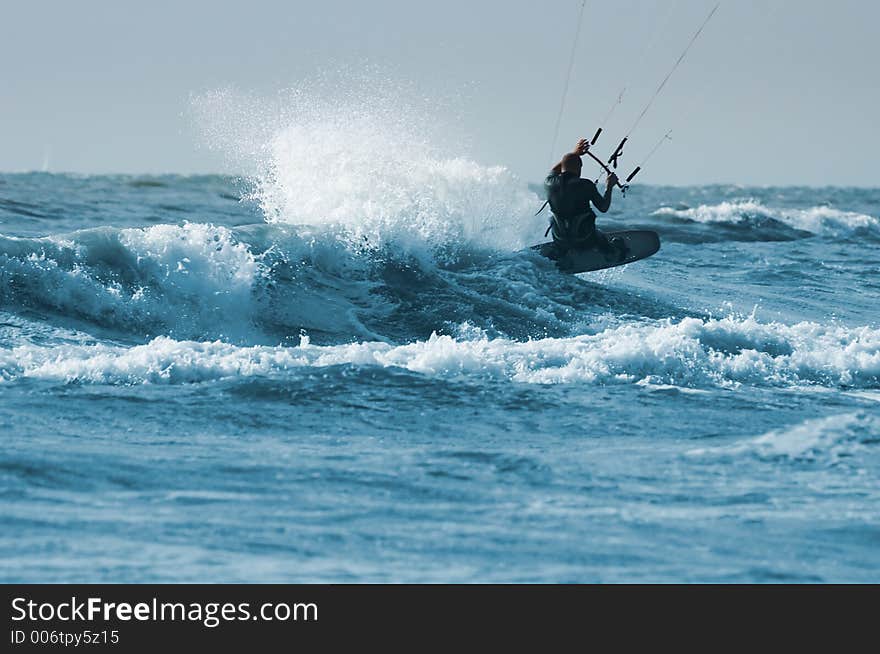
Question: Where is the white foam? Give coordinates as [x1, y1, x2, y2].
[687, 412, 880, 464]
[653, 199, 878, 235]
[846, 390, 880, 403]
[2, 315, 878, 388]
[116, 222, 258, 292]
[1, 223, 261, 341]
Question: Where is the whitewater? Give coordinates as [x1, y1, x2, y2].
[1, 93, 878, 582]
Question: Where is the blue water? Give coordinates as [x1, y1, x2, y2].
[1, 169, 878, 582]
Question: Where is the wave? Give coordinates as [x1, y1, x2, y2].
[2, 219, 641, 345]
[652, 200, 879, 241]
[687, 412, 880, 466]
[2, 315, 877, 389]
[0, 223, 261, 342]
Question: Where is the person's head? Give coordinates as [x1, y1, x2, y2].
[561, 152, 583, 176]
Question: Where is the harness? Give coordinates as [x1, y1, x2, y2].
[543, 172, 598, 245]
[545, 209, 597, 245]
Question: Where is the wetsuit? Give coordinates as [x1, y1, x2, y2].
[544, 171, 619, 257]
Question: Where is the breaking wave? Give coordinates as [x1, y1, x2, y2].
[653, 199, 879, 241]
[0, 223, 261, 342]
[2, 315, 877, 389]
[0, 219, 620, 345]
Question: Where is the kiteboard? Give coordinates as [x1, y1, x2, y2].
[531, 230, 660, 274]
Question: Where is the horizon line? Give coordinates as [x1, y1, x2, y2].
[1, 170, 877, 191]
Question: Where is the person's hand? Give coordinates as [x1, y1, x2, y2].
[606, 172, 619, 189]
[573, 139, 590, 156]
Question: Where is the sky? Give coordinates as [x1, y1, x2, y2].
[1, 0, 877, 185]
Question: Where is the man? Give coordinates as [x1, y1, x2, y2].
[544, 139, 627, 260]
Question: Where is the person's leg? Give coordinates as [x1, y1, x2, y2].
[546, 237, 572, 260]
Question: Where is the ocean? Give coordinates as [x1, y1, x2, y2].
[1, 167, 878, 582]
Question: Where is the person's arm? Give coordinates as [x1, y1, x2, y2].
[550, 139, 591, 173]
[589, 173, 618, 213]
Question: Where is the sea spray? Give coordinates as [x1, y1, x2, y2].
[190, 76, 541, 260]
